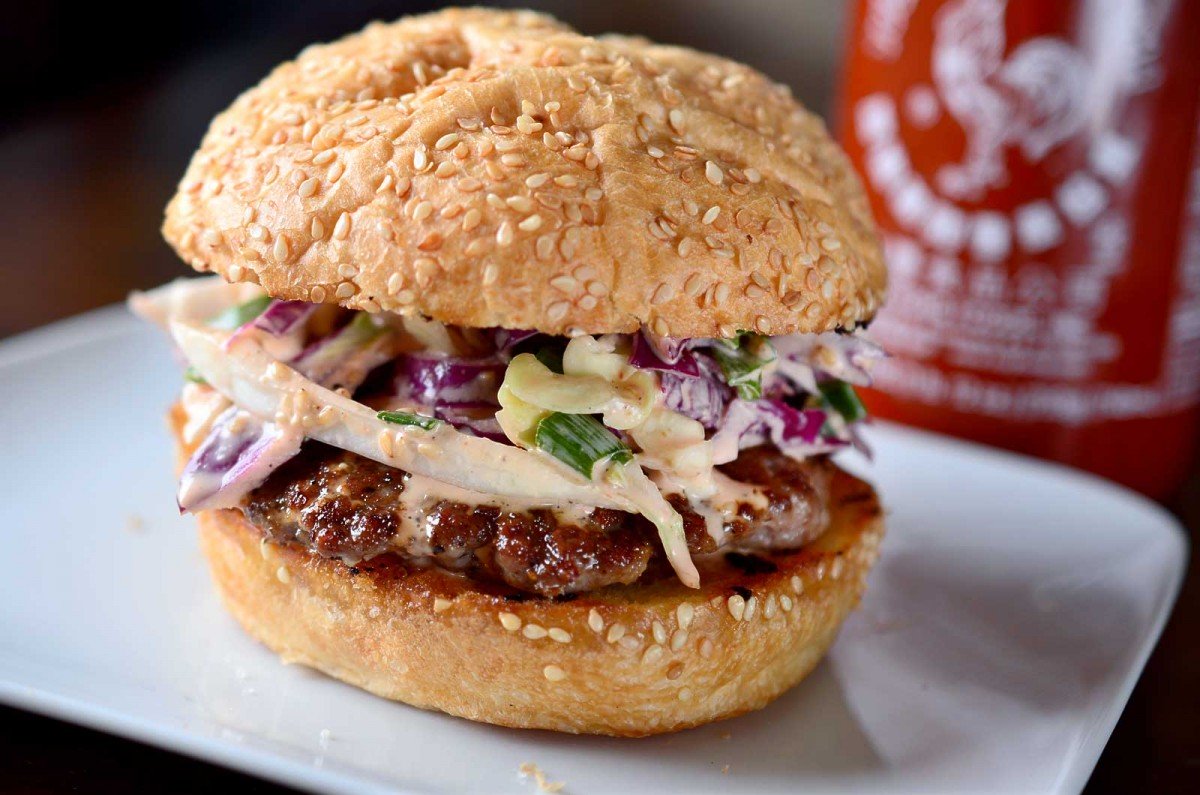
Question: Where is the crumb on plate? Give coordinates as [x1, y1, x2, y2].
[519, 762, 565, 792]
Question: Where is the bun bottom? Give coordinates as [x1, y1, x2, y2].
[195, 468, 883, 736]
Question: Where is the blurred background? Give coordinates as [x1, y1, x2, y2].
[1, 0, 1196, 792]
[0, 0, 844, 338]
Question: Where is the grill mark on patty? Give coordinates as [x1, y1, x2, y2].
[243, 443, 833, 596]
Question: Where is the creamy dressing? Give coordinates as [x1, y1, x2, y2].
[651, 468, 770, 544]
[392, 473, 597, 553]
[180, 382, 230, 444]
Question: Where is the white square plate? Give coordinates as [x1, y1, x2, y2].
[0, 307, 1186, 794]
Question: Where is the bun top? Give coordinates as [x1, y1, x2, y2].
[163, 8, 885, 338]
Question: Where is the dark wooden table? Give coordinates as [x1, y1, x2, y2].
[2, 470, 1195, 792]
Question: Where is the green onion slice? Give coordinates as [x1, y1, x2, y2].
[535, 412, 633, 478]
[377, 410, 442, 430]
[207, 295, 272, 330]
[818, 380, 867, 423]
[712, 344, 768, 400]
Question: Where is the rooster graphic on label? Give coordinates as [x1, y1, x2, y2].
[932, 0, 1089, 200]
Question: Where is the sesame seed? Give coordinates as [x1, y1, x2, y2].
[309, 285, 327, 302]
[272, 234, 290, 262]
[588, 609, 604, 633]
[668, 108, 685, 132]
[433, 598, 451, 613]
[554, 174, 577, 187]
[678, 687, 693, 702]
[457, 177, 483, 192]
[498, 612, 522, 631]
[652, 621, 667, 645]
[462, 208, 482, 231]
[543, 665, 566, 682]
[387, 273, 405, 294]
[702, 206, 721, 225]
[312, 150, 336, 165]
[333, 212, 351, 240]
[298, 177, 319, 198]
[328, 161, 345, 182]
[670, 629, 688, 652]
[606, 623, 626, 643]
[727, 594, 746, 621]
[647, 145, 664, 158]
[764, 595, 778, 619]
[831, 557, 845, 579]
[434, 161, 457, 178]
[526, 173, 550, 188]
[651, 283, 675, 305]
[675, 603, 695, 630]
[666, 662, 684, 680]
[756, 316, 773, 334]
[619, 635, 642, 651]
[714, 284, 731, 305]
[276, 566, 290, 584]
[652, 318, 670, 337]
[434, 132, 460, 150]
[227, 263, 245, 282]
[547, 301, 569, 321]
[500, 153, 525, 167]
[744, 167, 762, 183]
[413, 148, 428, 171]
[465, 239, 487, 256]
[548, 628, 571, 643]
[412, 201, 434, 221]
[310, 217, 325, 240]
[642, 645, 665, 665]
[705, 161, 724, 185]
[550, 275, 576, 292]
[780, 595, 794, 612]
[338, 263, 359, 279]
[519, 214, 543, 232]
[377, 174, 394, 193]
[585, 187, 604, 202]
[523, 623, 548, 640]
[507, 195, 535, 213]
[516, 115, 542, 134]
[335, 282, 356, 299]
[496, 221, 514, 246]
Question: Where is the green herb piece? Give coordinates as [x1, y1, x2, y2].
[535, 412, 632, 478]
[183, 366, 207, 385]
[818, 380, 867, 423]
[711, 345, 765, 400]
[377, 410, 441, 430]
[206, 295, 272, 330]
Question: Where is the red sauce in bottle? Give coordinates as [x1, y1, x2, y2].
[839, 0, 1200, 498]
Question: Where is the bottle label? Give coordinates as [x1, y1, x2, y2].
[845, 0, 1200, 425]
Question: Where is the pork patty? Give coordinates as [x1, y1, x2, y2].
[242, 444, 833, 596]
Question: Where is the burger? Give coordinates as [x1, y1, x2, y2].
[131, 8, 887, 736]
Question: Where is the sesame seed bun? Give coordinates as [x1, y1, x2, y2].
[174, 406, 884, 735]
[162, 7, 885, 338]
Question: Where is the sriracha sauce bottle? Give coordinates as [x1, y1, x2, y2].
[838, 0, 1200, 498]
